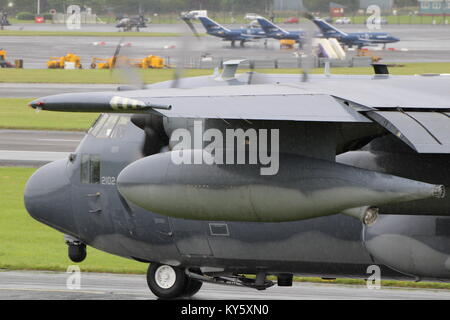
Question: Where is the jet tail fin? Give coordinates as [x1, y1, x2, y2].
[256, 17, 288, 35]
[198, 16, 230, 33]
[312, 18, 347, 37]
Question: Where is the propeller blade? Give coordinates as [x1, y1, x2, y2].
[110, 37, 124, 70]
[181, 16, 201, 39]
[110, 37, 146, 89]
[298, 14, 316, 82]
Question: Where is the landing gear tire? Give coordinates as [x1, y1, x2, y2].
[68, 243, 86, 263]
[147, 263, 188, 299]
[183, 278, 203, 297]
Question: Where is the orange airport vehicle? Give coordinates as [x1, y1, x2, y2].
[0, 49, 22, 68]
[279, 39, 296, 49]
[356, 48, 381, 63]
[128, 55, 165, 69]
[90, 57, 117, 69]
[91, 55, 165, 69]
[47, 53, 82, 69]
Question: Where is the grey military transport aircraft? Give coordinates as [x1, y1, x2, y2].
[24, 62, 450, 299]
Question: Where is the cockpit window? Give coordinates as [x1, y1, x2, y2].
[88, 114, 130, 139]
[81, 154, 101, 184]
[97, 115, 120, 138]
[89, 114, 108, 137]
[110, 116, 129, 139]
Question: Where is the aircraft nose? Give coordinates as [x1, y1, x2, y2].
[24, 159, 74, 232]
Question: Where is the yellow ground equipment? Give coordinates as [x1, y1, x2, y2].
[47, 53, 82, 69]
[91, 55, 165, 69]
[90, 56, 131, 69]
[90, 57, 115, 69]
[0, 49, 20, 68]
[356, 48, 381, 63]
[129, 55, 165, 69]
[279, 39, 296, 49]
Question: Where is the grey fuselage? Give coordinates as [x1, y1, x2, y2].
[24, 115, 450, 282]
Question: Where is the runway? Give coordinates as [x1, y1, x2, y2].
[0, 83, 117, 98]
[0, 130, 83, 166]
[1, 270, 449, 300]
[1, 24, 450, 69]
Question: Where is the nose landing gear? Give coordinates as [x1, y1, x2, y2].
[65, 235, 87, 263]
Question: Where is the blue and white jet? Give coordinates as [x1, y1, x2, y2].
[311, 17, 400, 48]
[256, 17, 305, 43]
[197, 16, 267, 47]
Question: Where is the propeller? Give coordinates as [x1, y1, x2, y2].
[171, 13, 203, 88]
[110, 37, 146, 90]
[180, 13, 201, 38]
[110, 37, 124, 70]
[131, 114, 169, 156]
[108, 38, 167, 156]
[111, 13, 204, 157]
[298, 12, 317, 82]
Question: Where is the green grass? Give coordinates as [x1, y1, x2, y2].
[1, 167, 450, 289]
[1, 63, 450, 84]
[0, 167, 147, 273]
[0, 69, 213, 84]
[0, 98, 99, 131]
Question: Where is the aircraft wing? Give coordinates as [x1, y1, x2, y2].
[29, 76, 450, 153]
[365, 110, 450, 154]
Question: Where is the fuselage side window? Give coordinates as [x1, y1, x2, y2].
[80, 154, 101, 184]
[90, 155, 101, 184]
[80, 154, 90, 184]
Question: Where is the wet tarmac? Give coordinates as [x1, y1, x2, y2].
[1, 270, 450, 300]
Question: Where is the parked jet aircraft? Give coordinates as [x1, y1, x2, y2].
[256, 17, 305, 43]
[310, 16, 399, 48]
[196, 16, 267, 47]
[25, 64, 450, 299]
